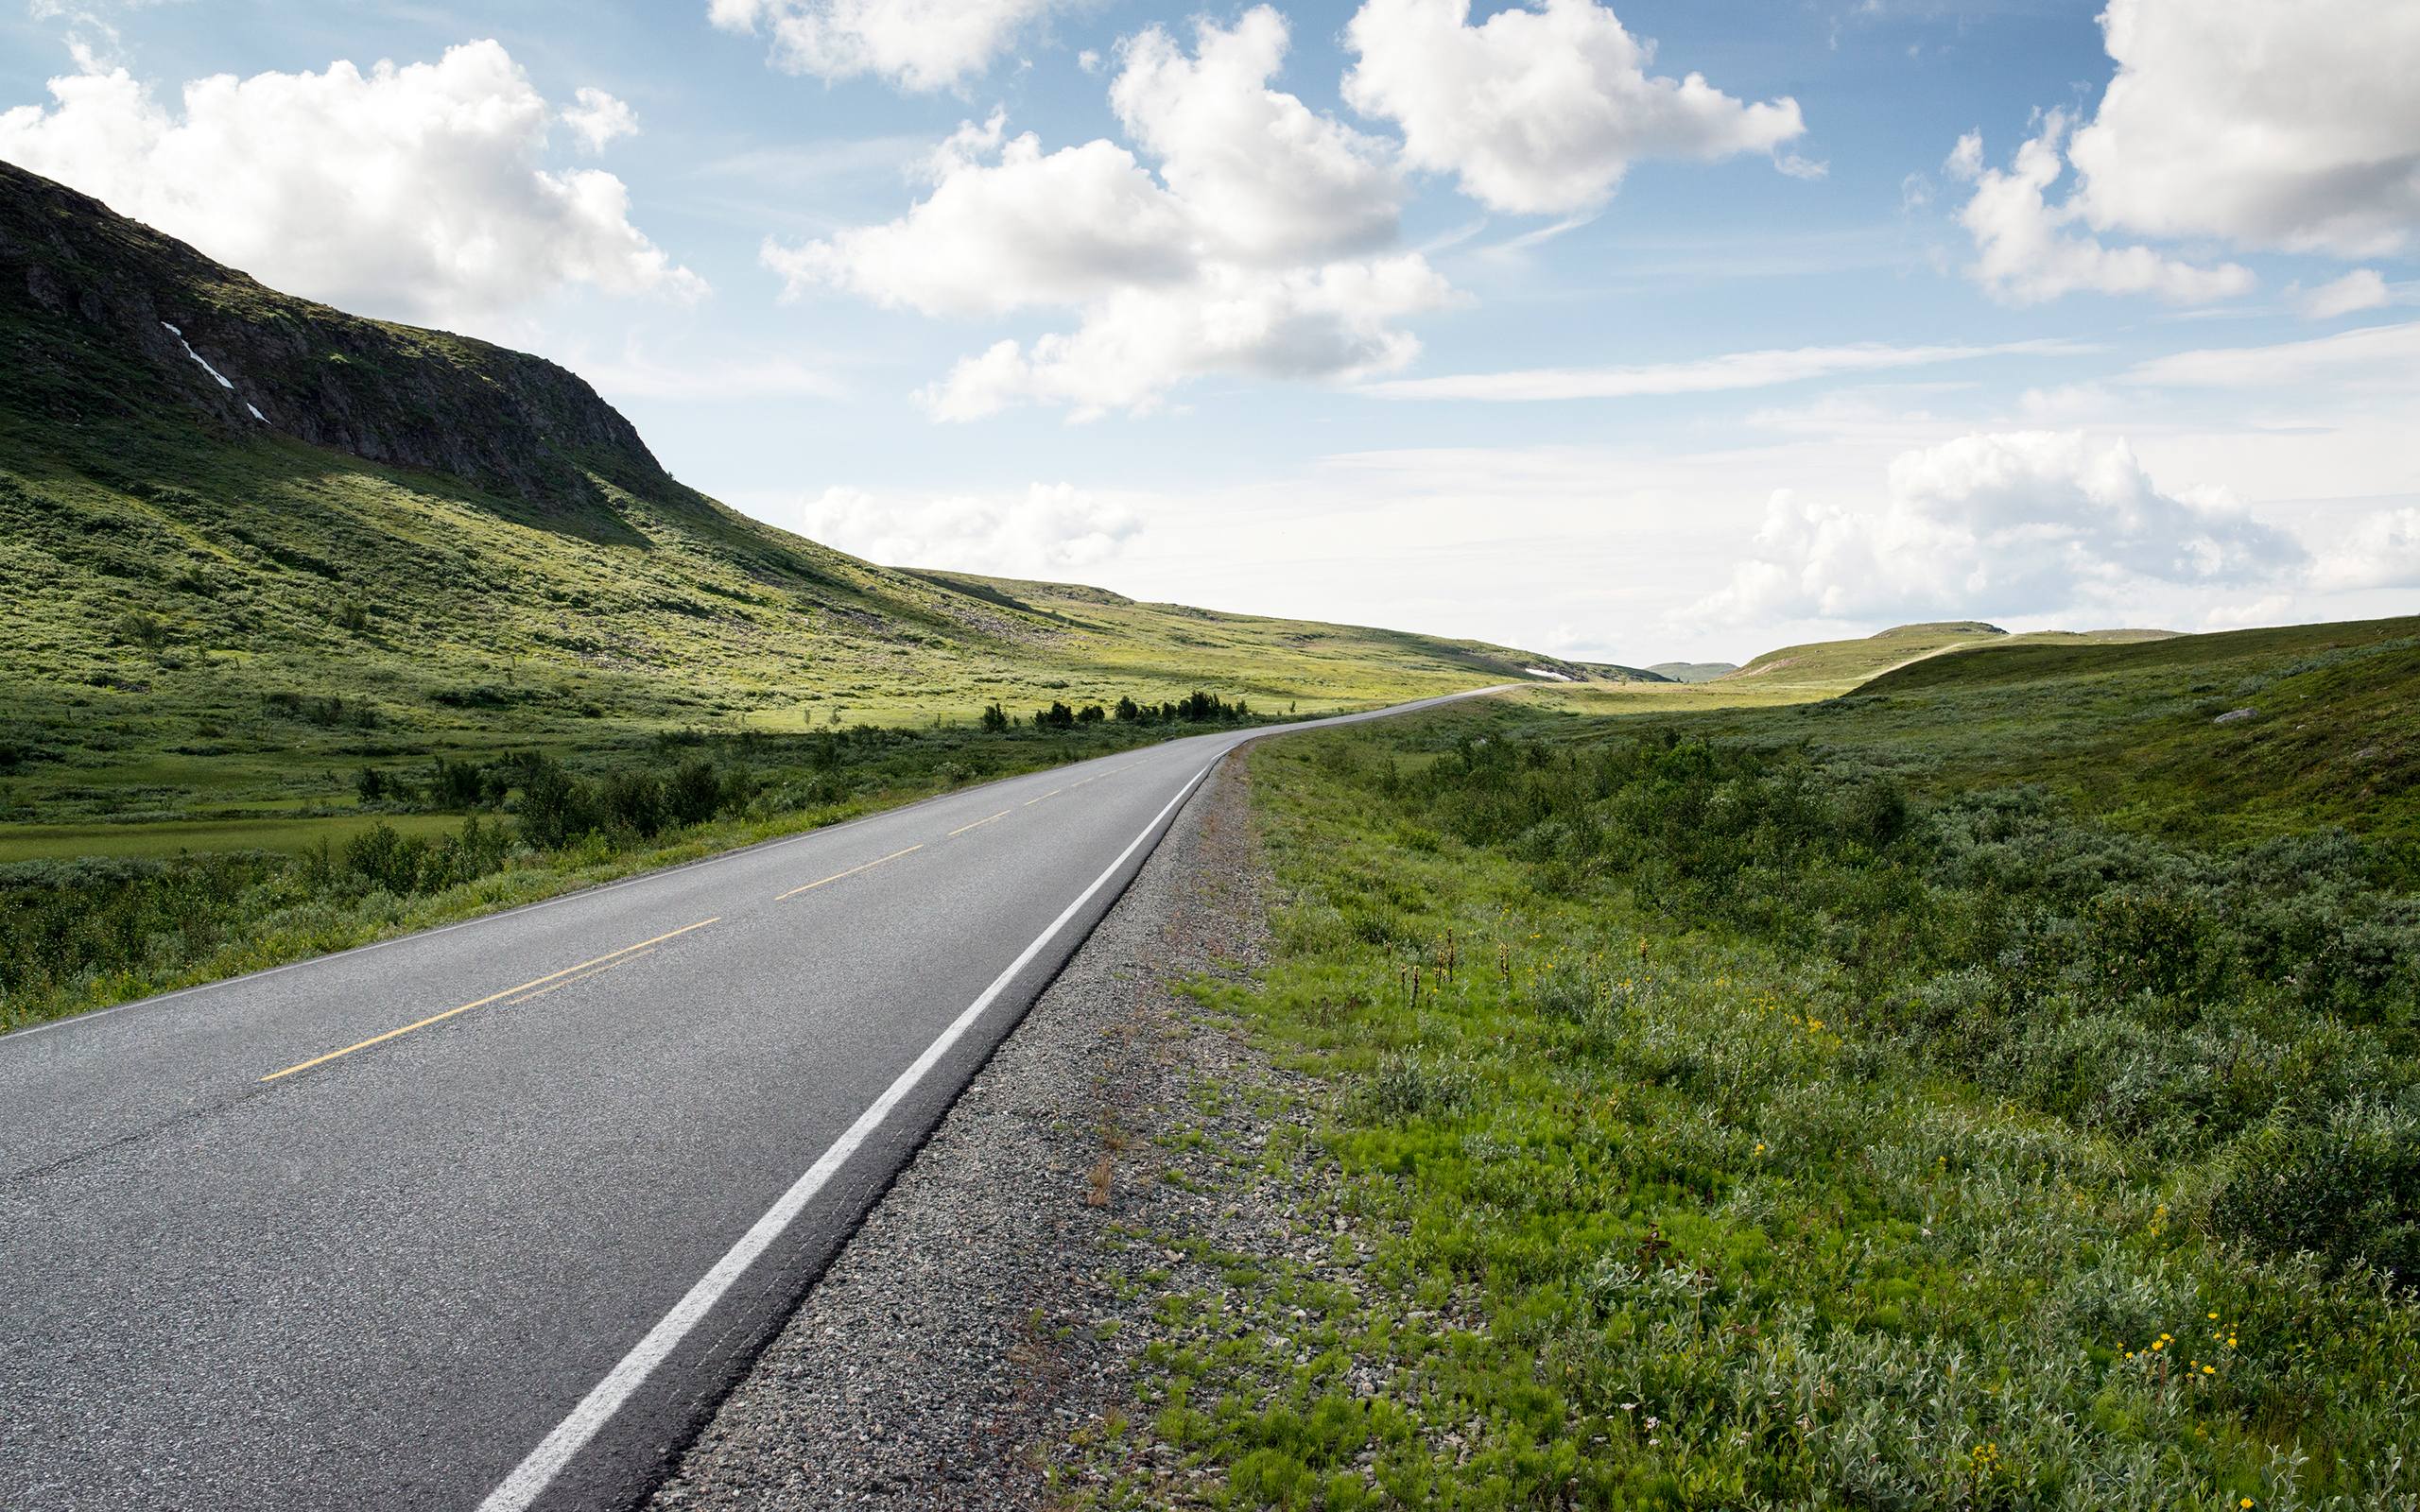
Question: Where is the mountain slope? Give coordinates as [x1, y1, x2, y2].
[1719, 620, 2178, 688]
[0, 162, 1571, 838]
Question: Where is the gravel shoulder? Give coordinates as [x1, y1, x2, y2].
[650, 748, 1321, 1509]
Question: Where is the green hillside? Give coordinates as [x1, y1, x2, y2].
[1850, 614, 2420, 847]
[1719, 619, 2178, 688]
[1644, 660, 1735, 682]
[0, 162, 1570, 854]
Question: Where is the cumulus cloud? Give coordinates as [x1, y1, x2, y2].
[707, 0, 1063, 93]
[562, 87, 638, 153]
[802, 481, 1141, 576]
[1695, 431, 2302, 623]
[1340, 0, 1806, 215]
[1111, 7, 1402, 265]
[2067, 0, 2420, 259]
[763, 114, 1196, 317]
[2292, 269, 2391, 321]
[2308, 507, 2420, 592]
[1947, 114, 2254, 306]
[0, 41, 701, 328]
[921, 256, 1451, 421]
[766, 12, 1449, 418]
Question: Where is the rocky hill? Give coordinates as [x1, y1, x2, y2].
[1, 160, 664, 509]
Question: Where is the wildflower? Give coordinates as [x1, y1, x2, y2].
[2208, 1312, 2220, 1320]
[2241, 1501, 2254, 1509]
[1644, 1417, 1658, 1429]
[2203, 1366, 2216, 1376]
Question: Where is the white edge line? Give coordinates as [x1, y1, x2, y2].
[474, 753, 1227, 1512]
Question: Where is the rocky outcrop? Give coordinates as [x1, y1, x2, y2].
[0, 160, 666, 509]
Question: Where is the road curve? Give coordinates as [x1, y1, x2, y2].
[0, 688, 1504, 1512]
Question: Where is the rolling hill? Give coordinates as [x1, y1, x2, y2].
[1717, 619, 2178, 688]
[0, 161, 1580, 844]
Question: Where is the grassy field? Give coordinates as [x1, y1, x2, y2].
[1075, 615, 2419, 1509]
[0, 713, 1263, 1031]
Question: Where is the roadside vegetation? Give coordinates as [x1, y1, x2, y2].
[1086, 616, 2419, 1509]
[0, 696, 1270, 1030]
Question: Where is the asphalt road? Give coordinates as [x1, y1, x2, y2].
[0, 688, 1502, 1512]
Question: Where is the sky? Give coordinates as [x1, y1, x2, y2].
[3, 0, 2415, 665]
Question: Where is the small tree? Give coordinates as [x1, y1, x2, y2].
[1114, 695, 1140, 722]
[980, 701, 1010, 732]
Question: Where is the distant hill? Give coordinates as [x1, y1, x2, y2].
[1854, 615, 2419, 845]
[1568, 661, 1671, 683]
[1646, 662, 1736, 683]
[1720, 621, 2177, 688]
[0, 162, 1562, 833]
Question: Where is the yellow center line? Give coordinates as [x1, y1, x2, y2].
[498, 950, 653, 1006]
[1023, 788, 1063, 807]
[259, 917, 719, 1083]
[774, 843, 924, 901]
[948, 809, 1011, 837]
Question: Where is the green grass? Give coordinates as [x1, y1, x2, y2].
[1076, 615, 2420, 1510]
[0, 811, 466, 862]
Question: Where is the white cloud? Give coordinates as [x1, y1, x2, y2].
[1948, 114, 2254, 306]
[0, 41, 702, 329]
[766, 15, 1451, 419]
[1340, 0, 1806, 215]
[2067, 0, 2420, 259]
[761, 114, 1197, 317]
[707, 0, 1063, 93]
[562, 86, 637, 154]
[1696, 431, 2303, 623]
[921, 255, 1452, 421]
[2292, 269, 2391, 321]
[1360, 337, 2094, 402]
[801, 482, 1141, 576]
[2121, 320, 2420, 391]
[1110, 7, 1402, 266]
[2308, 507, 2420, 592]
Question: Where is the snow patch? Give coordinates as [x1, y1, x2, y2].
[1521, 666, 1574, 681]
[246, 403, 267, 422]
[162, 320, 234, 389]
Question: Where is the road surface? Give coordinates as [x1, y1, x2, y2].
[0, 689, 1500, 1511]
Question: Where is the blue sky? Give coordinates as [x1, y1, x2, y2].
[5, 0, 2414, 663]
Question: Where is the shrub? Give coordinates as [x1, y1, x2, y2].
[598, 769, 667, 838]
[666, 758, 724, 827]
[511, 754, 595, 850]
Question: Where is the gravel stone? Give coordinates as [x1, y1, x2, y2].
[650, 751, 1309, 1509]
